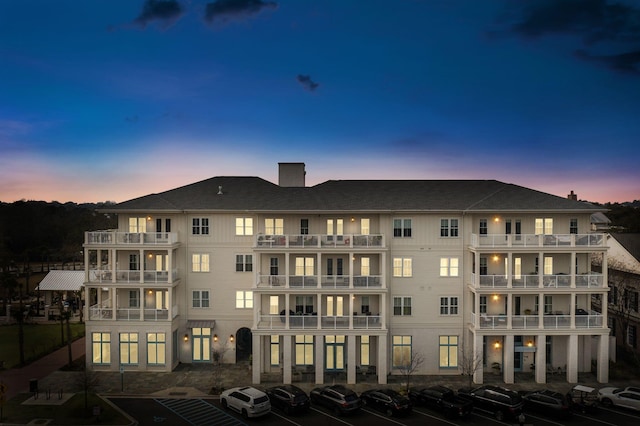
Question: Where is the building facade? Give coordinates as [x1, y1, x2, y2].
[82, 163, 610, 385]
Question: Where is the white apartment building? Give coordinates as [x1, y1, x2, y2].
[83, 162, 611, 386]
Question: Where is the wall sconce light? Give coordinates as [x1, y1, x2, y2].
[492, 294, 499, 301]
[147, 216, 152, 221]
[350, 217, 355, 222]
[213, 334, 218, 342]
[148, 290, 153, 295]
[492, 254, 500, 262]
[183, 334, 189, 342]
[229, 335, 235, 342]
[148, 253, 153, 258]
[493, 217, 500, 223]
[494, 341, 501, 349]
[527, 340, 534, 347]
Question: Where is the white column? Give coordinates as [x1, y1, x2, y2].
[507, 252, 513, 288]
[567, 334, 579, 383]
[317, 294, 322, 330]
[380, 292, 386, 329]
[139, 288, 144, 319]
[283, 335, 292, 384]
[504, 334, 514, 384]
[111, 248, 117, 283]
[349, 293, 354, 329]
[570, 293, 576, 328]
[315, 335, 324, 384]
[168, 249, 173, 284]
[347, 335, 356, 384]
[139, 249, 144, 283]
[252, 333, 261, 384]
[535, 334, 546, 383]
[473, 332, 484, 384]
[597, 334, 609, 383]
[285, 294, 290, 329]
[377, 335, 387, 384]
[570, 252, 576, 288]
[506, 294, 512, 328]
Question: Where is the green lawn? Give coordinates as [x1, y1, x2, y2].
[0, 323, 85, 369]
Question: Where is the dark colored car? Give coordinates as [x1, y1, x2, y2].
[458, 385, 524, 421]
[360, 388, 412, 417]
[310, 385, 362, 416]
[409, 385, 473, 418]
[265, 385, 310, 414]
[523, 389, 572, 419]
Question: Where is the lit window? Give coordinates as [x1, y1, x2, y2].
[295, 335, 314, 365]
[360, 218, 370, 235]
[235, 217, 253, 235]
[120, 333, 138, 365]
[270, 335, 280, 365]
[192, 254, 210, 272]
[236, 291, 253, 309]
[439, 335, 458, 368]
[92, 332, 111, 364]
[393, 257, 412, 277]
[147, 333, 166, 365]
[440, 257, 459, 277]
[128, 217, 147, 233]
[265, 218, 284, 235]
[535, 218, 553, 235]
[392, 335, 412, 367]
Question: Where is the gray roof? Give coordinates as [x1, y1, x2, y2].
[104, 177, 603, 214]
[36, 271, 84, 292]
[610, 233, 640, 263]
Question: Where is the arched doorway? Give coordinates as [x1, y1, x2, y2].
[236, 327, 252, 363]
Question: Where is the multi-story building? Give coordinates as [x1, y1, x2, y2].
[82, 163, 611, 385]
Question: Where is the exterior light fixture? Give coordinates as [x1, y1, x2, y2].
[494, 341, 501, 349]
[493, 255, 500, 262]
[183, 334, 189, 342]
[350, 217, 355, 222]
[493, 294, 499, 301]
[494, 217, 500, 222]
[527, 341, 533, 347]
[213, 334, 218, 342]
[147, 216, 152, 221]
[229, 335, 235, 342]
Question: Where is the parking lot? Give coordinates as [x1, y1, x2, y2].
[109, 395, 640, 426]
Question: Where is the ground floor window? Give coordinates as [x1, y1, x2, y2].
[192, 327, 211, 362]
[439, 335, 458, 368]
[92, 332, 111, 364]
[270, 335, 280, 366]
[120, 332, 138, 365]
[325, 335, 345, 370]
[147, 332, 166, 365]
[392, 335, 412, 368]
[295, 335, 314, 365]
[360, 335, 370, 365]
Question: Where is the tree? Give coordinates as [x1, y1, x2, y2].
[211, 341, 231, 394]
[75, 363, 100, 410]
[458, 339, 483, 388]
[396, 350, 424, 393]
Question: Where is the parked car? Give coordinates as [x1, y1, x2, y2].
[408, 385, 473, 418]
[566, 384, 598, 414]
[220, 386, 271, 419]
[458, 385, 524, 421]
[310, 384, 362, 416]
[522, 389, 572, 419]
[360, 388, 412, 417]
[265, 385, 310, 414]
[598, 387, 640, 411]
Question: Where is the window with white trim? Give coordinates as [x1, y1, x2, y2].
[570, 218, 578, 234]
[300, 219, 309, 235]
[393, 257, 412, 277]
[393, 219, 412, 237]
[92, 332, 111, 364]
[479, 295, 487, 313]
[270, 335, 280, 365]
[627, 325, 637, 348]
[192, 290, 210, 308]
[129, 217, 147, 233]
[147, 332, 166, 365]
[295, 296, 314, 314]
[295, 257, 314, 276]
[439, 335, 458, 367]
[235, 217, 253, 235]
[440, 257, 459, 277]
[265, 218, 284, 235]
[360, 218, 370, 235]
[326, 296, 344, 316]
[440, 219, 459, 237]
[360, 335, 370, 365]
[440, 297, 458, 315]
[120, 332, 138, 365]
[393, 296, 411, 316]
[479, 219, 487, 235]
[236, 291, 253, 308]
[295, 335, 314, 365]
[535, 218, 553, 235]
[191, 254, 210, 272]
[269, 296, 279, 315]
[129, 290, 139, 308]
[544, 256, 553, 275]
[192, 217, 209, 235]
[392, 335, 412, 367]
[235, 254, 253, 272]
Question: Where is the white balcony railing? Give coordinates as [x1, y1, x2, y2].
[473, 312, 604, 330]
[256, 314, 382, 330]
[89, 303, 171, 321]
[88, 268, 178, 284]
[472, 273, 604, 289]
[85, 231, 178, 245]
[470, 233, 605, 248]
[256, 234, 384, 249]
[257, 274, 384, 289]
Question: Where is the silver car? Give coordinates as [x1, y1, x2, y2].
[598, 387, 640, 411]
[221, 386, 271, 418]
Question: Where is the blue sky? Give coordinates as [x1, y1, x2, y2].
[1, 0, 639, 204]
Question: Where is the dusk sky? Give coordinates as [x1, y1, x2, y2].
[1, 0, 639, 204]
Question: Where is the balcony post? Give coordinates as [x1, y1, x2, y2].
[535, 334, 546, 384]
[570, 294, 576, 328]
[597, 334, 609, 383]
[285, 295, 290, 329]
[283, 335, 292, 384]
[111, 249, 117, 283]
[317, 295, 322, 330]
[503, 335, 514, 384]
[253, 333, 263, 384]
[380, 292, 387, 329]
[285, 253, 290, 288]
[473, 332, 483, 384]
[349, 254, 354, 289]
[507, 252, 512, 288]
[347, 335, 356, 384]
[570, 252, 576, 288]
[315, 337, 324, 384]
[567, 335, 579, 383]
[139, 288, 143, 320]
[349, 293, 354, 329]
[139, 249, 144, 284]
[377, 335, 387, 385]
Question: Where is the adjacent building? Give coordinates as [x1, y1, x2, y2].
[82, 163, 611, 385]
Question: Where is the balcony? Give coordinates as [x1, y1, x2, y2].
[470, 233, 605, 248]
[256, 274, 384, 289]
[88, 268, 179, 284]
[471, 273, 604, 289]
[85, 231, 179, 245]
[88, 303, 178, 321]
[256, 314, 383, 330]
[255, 234, 384, 249]
[473, 312, 604, 330]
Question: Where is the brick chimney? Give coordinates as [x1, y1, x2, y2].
[278, 162, 306, 187]
[568, 190, 577, 200]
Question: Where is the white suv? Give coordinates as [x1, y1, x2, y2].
[221, 386, 271, 418]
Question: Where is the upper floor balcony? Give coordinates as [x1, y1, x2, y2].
[257, 313, 383, 331]
[470, 233, 606, 249]
[471, 272, 605, 290]
[88, 268, 179, 284]
[255, 234, 385, 249]
[471, 311, 604, 331]
[88, 301, 179, 322]
[85, 231, 179, 246]
[256, 274, 384, 290]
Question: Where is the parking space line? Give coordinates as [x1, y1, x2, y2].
[573, 413, 620, 426]
[470, 412, 512, 425]
[524, 413, 567, 426]
[598, 406, 640, 419]
[361, 408, 408, 425]
[309, 407, 354, 425]
[269, 411, 304, 426]
[412, 408, 460, 426]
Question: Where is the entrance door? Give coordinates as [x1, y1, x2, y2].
[514, 336, 523, 372]
[514, 296, 521, 316]
[235, 327, 252, 362]
[325, 335, 345, 371]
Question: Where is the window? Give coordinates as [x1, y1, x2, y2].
[326, 219, 344, 235]
[479, 219, 487, 235]
[439, 335, 458, 368]
[479, 295, 487, 313]
[543, 256, 553, 275]
[393, 257, 412, 277]
[361, 257, 370, 276]
[360, 335, 370, 365]
[393, 296, 412, 316]
[235, 254, 253, 272]
[295, 296, 314, 314]
[235, 217, 253, 235]
[156, 218, 171, 232]
[505, 219, 511, 235]
[514, 257, 521, 280]
[326, 296, 344, 316]
[265, 218, 284, 235]
[192, 254, 210, 272]
[269, 296, 279, 315]
[192, 290, 210, 308]
[270, 257, 278, 275]
[361, 296, 370, 314]
[129, 254, 139, 271]
[92, 332, 110, 364]
[192, 327, 211, 362]
[479, 257, 487, 275]
[361, 218, 370, 235]
[129, 290, 139, 308]
[392, 335, 412, 367]
[627, 325, 637, 348]
[608, 317, 616, 336]
[326, 258, 343, 276]
[300, 219, 309, 235]
[192, 217, 209, 235]
[270, 335, 280, 365]
[570, 218, 578, 234]
[295, 257, 314, 276]
[236, 291, 253, 309]
[535, 218, 553, 235]
[295, 335, 314, 365]
[440, 297, 459, 315]
[128, 217, 147, 233]
[440, 257, 459, 277]
[393, 219, 412, 237]
[440, 219, 459, 237]
[120, 333, 138, 365]
[544, 295, 553, 314]
[147, 333, 166, 365]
